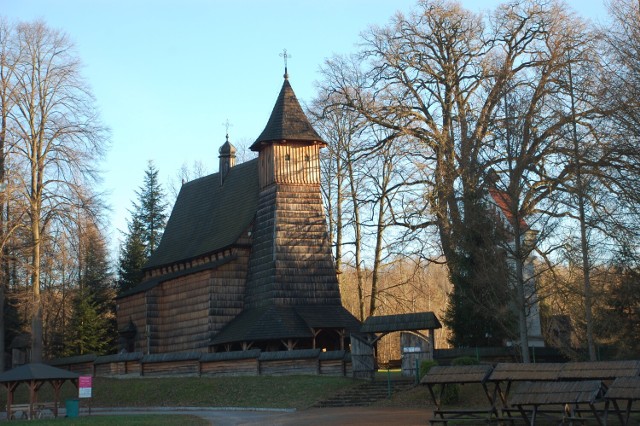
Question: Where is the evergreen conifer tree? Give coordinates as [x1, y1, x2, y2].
[134, 161, 168, 256]
[63, 221, 115, 356]
[117, 216, 147, 295]
[117, 161, 168, 294]
[65, 290, 109, 356]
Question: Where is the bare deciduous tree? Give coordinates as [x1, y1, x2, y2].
[9, 21, 107, 361]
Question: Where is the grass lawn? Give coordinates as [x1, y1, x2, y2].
[0, 375, 361, 410]
[9, 415, 209, 425]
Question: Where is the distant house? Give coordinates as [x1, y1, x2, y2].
[486, 171, 544, 348]
[116, 70, 360, 354]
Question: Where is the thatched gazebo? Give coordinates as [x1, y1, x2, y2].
[0, 363, 79, 419]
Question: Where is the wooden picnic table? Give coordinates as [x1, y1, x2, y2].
[559, 361, 640, 383]
[421, 364, 497, 425]
[509, 380, 606, 425]
[488, 362, 564, 408]
[604, 376, 640, 426]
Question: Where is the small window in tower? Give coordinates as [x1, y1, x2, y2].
[305, 155, 310, 162]
[285, 154, 290, 161]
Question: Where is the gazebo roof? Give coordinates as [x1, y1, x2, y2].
[360, 312, 442, 334]
[0, 363, 79, 382]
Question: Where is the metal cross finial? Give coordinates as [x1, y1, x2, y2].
[222, 119, 232, 141]
[280, 48, 291, 79]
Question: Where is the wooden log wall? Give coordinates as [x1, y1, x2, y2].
[142, 360, 200, 376]
[200, 359, 259, 376]
[319, 351, 348, 376]
[93, 352, 143, 376]
[56, 362, 94, 376]
[319, 360, 345, 376]
[259, 358, 319, 376]
[94, 362, 123, 376]
[51, 350, 352, 378]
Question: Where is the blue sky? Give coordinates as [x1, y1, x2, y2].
[3, 0, 608, 254]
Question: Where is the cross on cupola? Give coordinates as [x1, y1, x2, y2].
[218, 119, 236, 185]
[223, 119, 233, 142]
[280, 48, 291, 79]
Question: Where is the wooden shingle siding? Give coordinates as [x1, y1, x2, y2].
[127, 247, 251, 354]
[244, 183, 340, 308]
[116, 292, 147, 352]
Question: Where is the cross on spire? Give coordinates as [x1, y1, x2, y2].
[222, 119, 233, 141]
[280, 48, 291, 79]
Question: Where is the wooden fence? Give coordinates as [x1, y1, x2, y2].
[49, 349, 352, 378]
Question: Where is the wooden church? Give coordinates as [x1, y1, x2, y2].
[116, 69, 360, 354]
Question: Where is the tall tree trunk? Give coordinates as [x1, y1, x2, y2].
[369, 194, 385, 318]
[30, 212, 42, 362]
[335, 153, 343, 273]
[513, 221, 531, 362]
[568, 60, 596, 361]
[347, 159, 365, 321]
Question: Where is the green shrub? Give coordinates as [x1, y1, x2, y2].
[419, 359, 439, 379]
[451, 356, 479, 366]
[440, 357, 479, 404]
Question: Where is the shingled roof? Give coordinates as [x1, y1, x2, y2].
[145, 158, 259, 270]
[211, 305, 361, 346]
[360, 312, 442, 333]
[250, 76, 322, 151]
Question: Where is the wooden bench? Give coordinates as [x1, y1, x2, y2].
[604, 376, 640, 426]
[34, 402, 58, 418]
[7, 402, 58, 419]
[421, 364, 497, 425]
[508, 380, 606, 425]
[7, 403, 31, 419]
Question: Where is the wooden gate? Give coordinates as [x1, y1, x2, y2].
[351, 334, 375, 380]
[401, 331, 432, 378]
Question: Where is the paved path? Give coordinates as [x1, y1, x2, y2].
[80, 406, 432, 425]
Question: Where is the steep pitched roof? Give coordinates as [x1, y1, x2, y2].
[250, 76, 322, 151]
[144, 159, 259, 270]
[488, 187, 528, 231]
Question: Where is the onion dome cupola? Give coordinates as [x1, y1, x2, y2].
[218, 133, 236, 185]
